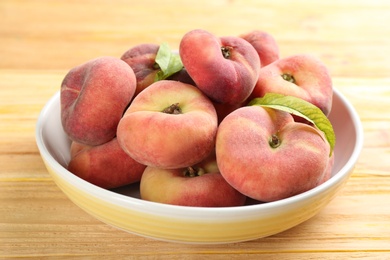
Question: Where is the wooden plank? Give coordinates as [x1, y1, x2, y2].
[1, 1, 390, 77]
[1, 179, 389, 257]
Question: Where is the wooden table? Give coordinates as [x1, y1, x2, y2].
[1, 0, 390, 258]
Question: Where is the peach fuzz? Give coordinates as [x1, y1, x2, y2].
[250, 54, 333, 116]
[117, 80, 218, 169]
[68, 138, 146, 189]
[240, 30, 280, 67]
[317, 152, 335, 186]
[61, 56, 136, 146]
[140, 154, 246, 207]
[216, 105, 330, 202]
[179, 29, 260, 105]
[121, 43, 160, 96]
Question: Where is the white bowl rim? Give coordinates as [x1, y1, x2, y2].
[35, 87, 364, 218]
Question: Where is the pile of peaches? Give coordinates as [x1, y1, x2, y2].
[60, 29, 335, 207]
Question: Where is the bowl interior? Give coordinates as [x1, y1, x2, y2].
[36, 88, 362, 205]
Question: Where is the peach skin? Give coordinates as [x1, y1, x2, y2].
[61, 56, 136, 146]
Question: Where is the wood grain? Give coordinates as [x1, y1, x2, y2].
[1, 0, 390, 77]
[1, 0, 390, 258]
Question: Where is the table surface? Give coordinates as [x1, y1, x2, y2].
[1, 0, 390, 258]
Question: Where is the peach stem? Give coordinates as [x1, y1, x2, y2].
[221, 46, 232, 59]
[183, 166, 205, 177]
[162, 103, 182, 114]
[269, 134, 281, 148]
[281, 73, 296, 84]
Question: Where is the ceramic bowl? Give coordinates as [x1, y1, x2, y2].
[35, 88, 363, 244]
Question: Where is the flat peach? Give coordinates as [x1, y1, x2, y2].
[61, 56, 136, 145]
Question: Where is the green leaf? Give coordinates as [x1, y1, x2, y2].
[154, 43, 183, 81]
[248, 93, 335, 156]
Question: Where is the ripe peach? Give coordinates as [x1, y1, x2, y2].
[68, 138, 146, 189]
[240, 30, 280, 67]
[317, 152, 335, 185]
[250, 54, 333, 116]
[216, 105, 330, 202]
[117, 80, 218, 169]
[140, 153, 246, 207]
[179, 29, 260, 105]
[61, 56, 136, 146]
[121, 43, 160, 96]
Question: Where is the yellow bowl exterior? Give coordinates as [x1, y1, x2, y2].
[41, 156, 353, 244]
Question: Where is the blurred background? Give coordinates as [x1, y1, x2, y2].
[1, 0, 389, 78]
